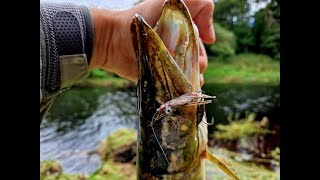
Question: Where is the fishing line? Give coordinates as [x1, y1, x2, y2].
[150, 123, 170, 165]
[202, 116, 215, 126]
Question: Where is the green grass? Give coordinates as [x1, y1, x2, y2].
[213, 112, 275, 140]
[99, 128, 137, 161]
[81, 53, 279, 88]
[41, 129, 279, 180]
[89, 160, 136, 180]
[78, 69, 134, 88]
[40, 160, 86, 180]
[204, 54, 280, 85]
[206, 147, 280, 180]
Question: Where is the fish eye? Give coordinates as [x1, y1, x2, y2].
[165, 106, 173, 113]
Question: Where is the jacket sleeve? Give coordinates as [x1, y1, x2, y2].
[40, 2, 94, 124]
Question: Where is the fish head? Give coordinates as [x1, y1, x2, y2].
[131, 0, 210, 175]
[130, 0, 202, 116]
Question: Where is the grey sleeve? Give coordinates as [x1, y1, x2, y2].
[40, 2, 94, 123]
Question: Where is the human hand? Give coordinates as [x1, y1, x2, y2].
[89, 0, 215, 86]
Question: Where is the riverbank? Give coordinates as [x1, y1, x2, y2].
[41, 128, 280, 180]
[204, 54, 279, 85]
[77, 53, 280, 89]
[40, 53, 280, 178]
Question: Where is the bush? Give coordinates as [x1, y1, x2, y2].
[208, 23, 236, 57]
[89, 69, 107, 79]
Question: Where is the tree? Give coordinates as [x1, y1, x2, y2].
[253, 0, 280, 60]
[212, 0, 280, 59]
[213, 0, 251, 29]
[208, 23, 237, 57]
[213, 0, 255, 54]
[233, 21, 255, 53]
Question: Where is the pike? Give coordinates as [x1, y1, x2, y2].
[130, 0, 240, 179]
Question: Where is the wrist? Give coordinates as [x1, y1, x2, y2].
[88, 8, 119, 70]
[88, 0, 165, 75]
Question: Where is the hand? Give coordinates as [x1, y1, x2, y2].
[89, 0, 215, 87]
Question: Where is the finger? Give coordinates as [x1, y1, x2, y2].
[199, 41, 208, 74]
[200, 74, 205, 87]
[185, 0, 216, 44]
[194, 14, 215, 44]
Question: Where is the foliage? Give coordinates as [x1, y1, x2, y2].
[213, 0, 251, 29]
[260, 26, 280, 60]
[40, 160, 86, 180]
[233, 21, 255, 53]
[88, 69, 123, 79]
[80, 69, 134, 88]
[89, 69, 107, 79]
[208, 23, 237, 57]
[213, 112, 275, 140]
[89, 160, 136, 180]
[206, 148, 280, 180]
[252, 0, 280, 60]
[40, 160, 63, 179]
[204, 54, 280, 84]
[41, 130, 279, 180]
[211, 0, 280, 59]
[269, 147, 280, 166]
[98, 128, 137, 161]
[92, 130, 279, 180]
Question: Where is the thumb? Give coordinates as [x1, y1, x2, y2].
[185, 0, 216, 44]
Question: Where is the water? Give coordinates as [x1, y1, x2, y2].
[40, 87, 138, 174]
[40, 0, 140, 173]
[40, 83, 280, 174]
[203, 83, 280, 128]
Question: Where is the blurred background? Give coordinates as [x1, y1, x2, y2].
[40, 0, 280, 179]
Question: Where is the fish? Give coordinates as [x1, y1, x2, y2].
[130, 0, 239, 179]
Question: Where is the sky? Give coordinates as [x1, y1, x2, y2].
[248, 0, 271, 15]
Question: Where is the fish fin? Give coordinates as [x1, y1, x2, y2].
[204, 149, 240, 180]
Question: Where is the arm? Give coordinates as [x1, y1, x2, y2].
[40, 0, 215, 124]
[89, 0, 215, 84]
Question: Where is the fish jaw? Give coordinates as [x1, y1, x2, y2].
[130, 0, 206, 178]
[130, 14, 202, 176]
[153, 0, 206, 134]
[155, 0, 201, 92]
[130, 14, 192, 108]
[130, 1, 240, 179]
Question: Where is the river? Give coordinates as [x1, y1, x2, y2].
[40, 83, 279, 174]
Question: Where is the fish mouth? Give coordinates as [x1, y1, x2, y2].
[130, 14, 191, 107]
[130, 0, 200, 108]
[130, 3, 240, 179]
[131, 0, 207, 173]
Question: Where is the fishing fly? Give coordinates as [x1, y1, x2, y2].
[150, 92, 215, 124]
